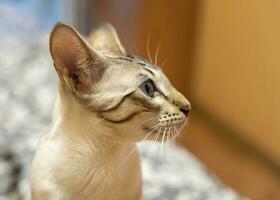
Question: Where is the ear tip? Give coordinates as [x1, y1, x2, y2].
[49, 22, 79, 56]
[52, 22, 74, 33]
[54, 21, 65, 27]
[90, 22, 116, 34]
[101, 22, 115, 30]
[50, 22, 77, 43]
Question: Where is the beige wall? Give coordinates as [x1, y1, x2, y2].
[191, 0, 280, 162]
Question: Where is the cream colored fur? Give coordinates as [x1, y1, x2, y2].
[31, 23, 190, 200]
[32, 83, 142, 200]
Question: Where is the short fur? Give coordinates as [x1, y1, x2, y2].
[31, 23, 190, 200]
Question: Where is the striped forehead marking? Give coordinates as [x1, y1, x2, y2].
[107, 55, 158, 76]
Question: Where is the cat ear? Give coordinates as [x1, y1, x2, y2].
[88, 23, 126, 55]
[50, 23, 105, 92]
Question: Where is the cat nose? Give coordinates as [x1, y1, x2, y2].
[180, 104, 191, 117]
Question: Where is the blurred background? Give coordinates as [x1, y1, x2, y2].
[1, 0, 280, 199]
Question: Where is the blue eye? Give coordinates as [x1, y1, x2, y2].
[139, 79, 155, 97]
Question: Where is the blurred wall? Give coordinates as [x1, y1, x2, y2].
[136, 0, 199, 93]
[191, 0, 280, 165]
[87, 0, 139, 49]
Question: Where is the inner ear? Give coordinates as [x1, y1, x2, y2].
[88, 23, 126, 56]
[50, 23, 106, 92]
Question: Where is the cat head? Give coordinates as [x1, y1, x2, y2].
[50, 23, 190, 142]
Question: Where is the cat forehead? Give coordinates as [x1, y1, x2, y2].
[103, 55, 173, 95]
[105, 55, 160, 75]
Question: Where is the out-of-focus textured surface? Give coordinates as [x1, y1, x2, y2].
[0, 35, 55, 200]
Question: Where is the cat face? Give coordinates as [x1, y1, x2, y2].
[50, 23, 190, 141]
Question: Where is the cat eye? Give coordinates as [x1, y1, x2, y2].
[139, 79, 155, 97]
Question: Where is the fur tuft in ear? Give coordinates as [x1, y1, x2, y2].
[88, 23, 126, 55]
[50, 22, 105, 92]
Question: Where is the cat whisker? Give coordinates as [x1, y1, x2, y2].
[172, 127, 176, 139]
[123, 39, 136, 55]
[146, 34, 153, 64]
[120, 123, 160, 165]
[159, 127, 167, 165]
[134, 117, 158, 130]
[123, 37, 143, 57]
[174, 126, 189, 141]
[121, 124, 159, 165]
[160, 128, 166, 155]
[171, 127, 177, 143]
[170, 127, 176, 144]
[166, 127, 174, 162]
[147, 127, 162, 157]
[167, 128, 170, 144]
[163, 127, 169, 164]
[133, 45, 142, 58]
[172, 126, 181, 141]
[166, 126, 170, 145]
[168, 126, 172, 141]
[169, 128, 174, 144]
[154, 44, 161, 66]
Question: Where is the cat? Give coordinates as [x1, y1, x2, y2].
[31, 22, 191, 200]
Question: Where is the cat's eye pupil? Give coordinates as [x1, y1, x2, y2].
[145, 84, 151, 94]
[140, 80, 155, 97]
[144, 82, 153, 96]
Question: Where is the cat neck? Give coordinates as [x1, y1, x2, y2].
[51, 82, 132, 153]
[41, 84, 141, 199]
